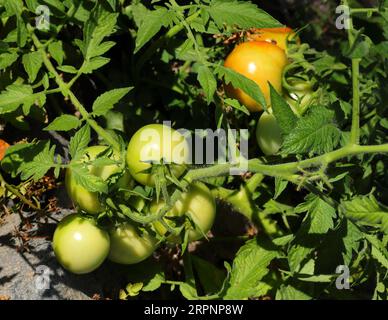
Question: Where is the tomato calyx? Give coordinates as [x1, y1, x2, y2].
[282, 63, 316, 116]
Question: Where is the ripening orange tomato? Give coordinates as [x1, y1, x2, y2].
[224, 41, 288, 112]
[248, 27, 299, 51]
[0, 139, 10, 161]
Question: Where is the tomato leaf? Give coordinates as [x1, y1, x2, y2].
[215, 65, 266, 108]
[70, 163, 108, 193]
[340, 195, 388, 234]
[69, 125, 91, 160]
[92, 87, 133, 116]
[0, 52, 18, 70]
[57, 65, 78, 74]
[197, 66, 217, 104]
[288, 195, 336, 272]
[206, 0, 282, 29]
[44, 114, 82, 131]
[224, 98, 250, 115]
[142, 273, 165, 292]
[0, 84, 35, 115]
[48, 41, 64, 66]
[105, 0, 116, 11]
[134, 7, 174, 53]
[18, 141, 57, 181]
[270, 83, 298, 135]
[282, 106, 341, 155]
[223, 237, 278, 299]
[42, 0, 66, 14]
[191, 255, 226, 295]
[365, 235, 388, 269]
[274, 177, 288, 199]
[81, 57, 111, 74]
[275, 284, 312, 300]
[83, 4, 118, 60]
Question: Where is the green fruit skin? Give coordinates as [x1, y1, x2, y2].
[52, 214, 110, 274]
[126, 124, 190, 187]
[150, 182, 216, 242]
[66, 145, 132, 214]
[256, 111, 283, 156]
[108, 223, 157, 265]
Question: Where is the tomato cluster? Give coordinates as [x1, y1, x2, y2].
[54, 124, 216, 274]
[54, 27, 309, 275]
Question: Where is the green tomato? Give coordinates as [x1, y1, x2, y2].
[66, 145, 132, 214]
[256, 111, 283, 156]
[52, 214, 110, 274]
[108, 223, 157, 265]
[126, 124, 190, 186]
[150, 182, 216, 242]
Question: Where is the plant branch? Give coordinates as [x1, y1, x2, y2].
[350, 8, 379, 14]
[0, 173, 40, 211]
[31, 33, 121, 152]
[153, 143, 388, 224]
[343, 0, 361, 145]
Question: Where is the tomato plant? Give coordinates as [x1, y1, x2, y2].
[0, 0, 388, 302]
[52, 214, 110, 274]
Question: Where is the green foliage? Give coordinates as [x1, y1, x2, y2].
[223, 238, 278, 299]
[0, 0, 387, 301]
[282, 106, 342, 155]
[340, 195, 388, 234]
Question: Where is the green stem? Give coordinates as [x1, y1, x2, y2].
[343, 0, 361, 145]
[67, 91, 121, 151]
[0, 173, 40, 211]
[197, 144, 388, 185]
[152, 143, 388, 225]
[350, 59, 361, 145]
[350, 8, 379, 13]
[31, 33, 121, 151]
[246, 173, 265, 193]
[171, 0, 206, 65]
[249, 144, 388, 175]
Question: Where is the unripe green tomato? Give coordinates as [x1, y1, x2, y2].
[126, 124, 190, 186]
[52, 214, 110, 274]
[150, 182, 216, 242]
[256, 111, 283, 156]
[108, 223, 157, 265]
[66, 145, 132, 214]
